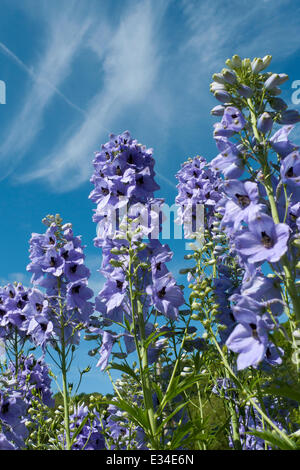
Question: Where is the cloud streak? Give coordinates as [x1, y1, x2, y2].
[21, 0, 166, 191]
[0, 3, 91, 180]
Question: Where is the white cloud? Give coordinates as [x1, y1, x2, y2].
[180, 0, 300, 90]
[0, 2, 92, 180]
[20, 0, 167, 191]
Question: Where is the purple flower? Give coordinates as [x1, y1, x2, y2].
[96, 331, 115, 371]
[146, 274, 185, 320]
[280, 150, 300, 186]
[270, 125, 298, 157]
[221, 106, 246, 132]
[257, 112, 273, 134]
[235, 213, 290, 263]
[211, 137, 245, 178]
[226, 312, 273, 370]
[221, 179, 262, 232]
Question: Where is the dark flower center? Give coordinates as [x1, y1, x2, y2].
[1, 403, 9, 414]
[157, 286, 166, 299]
[0, 309, 6, 317]
[286, 166, 294, 178]
[70, 265, 77, 273]
[116, 280, 123, 290]
[101, 187, 109, 196]
[9, 290, 15, 298]
[50, 257, 56, 267]
[115, 166, 122, 176]
[137, 176, 144, 186]
[16, 300, 23, 309]
[72, 285, 81, 294]
[266, 347, 271, 359]
[49, 237, 55, 245]
[41, 323, 47, 332]
[261, 231, 274, 248]
[127, 154, 134, 164]
[235, 193, 250, 208]
[249, 322, 258, 340]
[156, 262, 162, 271]
[36, 303, 43, 313]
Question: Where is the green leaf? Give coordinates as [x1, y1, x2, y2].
[105, 398, 149, 431]
[109, 362, 140, 385]
[263, 383, 300, 403]
[155, 402, 188, 435]
[169, 421, 194, 450]
[70, 414, 90, 446]
[249, 429, 298, 450]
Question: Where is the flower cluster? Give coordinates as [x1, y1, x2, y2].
[68, 404, 106, 450]
[0, 390, 28, 449]
[0, 283, 33, 341]
[175, 155, 223, 237]
[89, 131, 185, 369]
[26, 215, 94, 346]
[8, 354, 54, 408]
[206, 55, 300, 369]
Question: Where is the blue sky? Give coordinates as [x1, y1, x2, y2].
[1, 0, 300, 394]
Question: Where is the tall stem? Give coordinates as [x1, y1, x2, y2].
[58, 279, 71, 450]
[128, 246, 157, 448]
[247, 98, 300, 322]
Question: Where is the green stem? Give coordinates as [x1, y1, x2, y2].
[58, 279, 71, 450]
[248, 98, 300, 322]
[128, 245, 157, 448]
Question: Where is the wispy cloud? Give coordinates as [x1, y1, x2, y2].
[0, 2, 92, 179]
[180, 0, 300, 93]
[20, 0, 168, 191]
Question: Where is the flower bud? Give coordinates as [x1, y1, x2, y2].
[269, 87, 282, 96]
[214, 90, 232, 103]
[262, 55, 272, 68]
[278, 109, 300, 124]
[251, 57, 264, 73]
[212, 73, 226, 84]
[210, 81, 226, 92]
[225, 58, 234, 69]
[210, 105, 225, 116]
[231, 54, 242, 68]
[265, 73, 289, 90]
[242, 58, 251, 68]
[269, 97, 288, 111]
[257, 112, 273, 133]
[236, 84, 253, 98]
[222, 68, 237, 84]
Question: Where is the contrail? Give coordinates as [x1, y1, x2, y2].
[0, 41, 87, 116]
